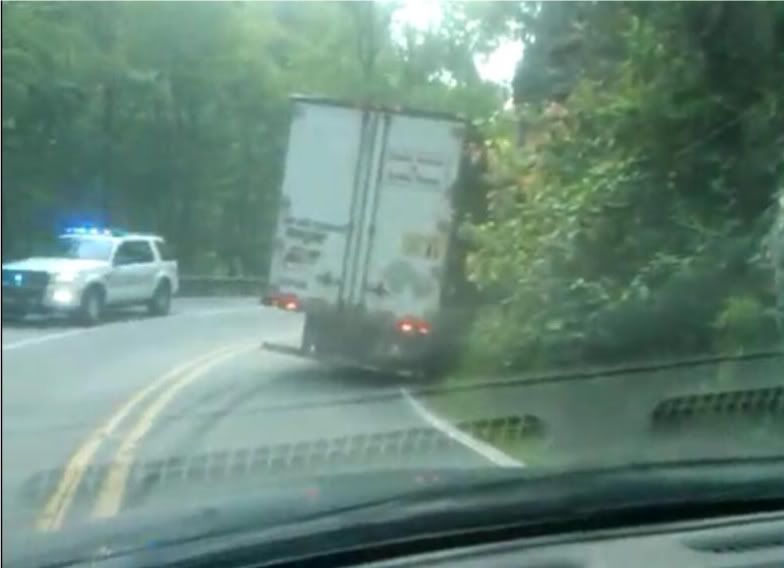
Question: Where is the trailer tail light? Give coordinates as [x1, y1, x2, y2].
[396, 317, 431, 336]
[263, 293, 301, 312]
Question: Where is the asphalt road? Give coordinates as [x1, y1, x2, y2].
[2, 298, 494, 545]
[6, 297, 780, 563]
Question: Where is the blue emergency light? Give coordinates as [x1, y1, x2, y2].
[64, 226, 123, 236]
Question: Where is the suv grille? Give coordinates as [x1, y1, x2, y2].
[2, 269, 50, 288]
[2, 270, 50, 305]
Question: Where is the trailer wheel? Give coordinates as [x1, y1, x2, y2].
[302, 314, 325, 354]
[414, 362, 441, 384]
[417, 345, 451, 383]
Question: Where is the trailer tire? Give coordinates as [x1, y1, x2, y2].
[302, 313, 326, 354]
[416, 345, 451, 383]
[415, 361, 443, 383]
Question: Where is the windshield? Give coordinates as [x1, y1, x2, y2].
[2, 1, 782, 564]
[35, 237, 114, 261]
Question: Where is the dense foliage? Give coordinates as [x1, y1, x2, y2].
[2, 1, 505, 273]
[465, 2, 784, 372]
[3, 2, 782, 370]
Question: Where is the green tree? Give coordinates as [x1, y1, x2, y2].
[465, 2, 784, 373]
[2, 1, 505, 274]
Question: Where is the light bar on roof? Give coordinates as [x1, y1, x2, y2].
[64, 226, 114, 236]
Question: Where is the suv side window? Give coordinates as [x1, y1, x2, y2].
[114, 240, 155, 265]
[154, 240, 176, 261]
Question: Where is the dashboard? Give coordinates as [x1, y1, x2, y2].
[365, 512, 784, 568]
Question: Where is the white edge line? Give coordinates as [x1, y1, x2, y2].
[1, 329, 89, 351]
[401, 388, 524, 468]
[2, 305, 264, 351]
[185, 307, 258, 317]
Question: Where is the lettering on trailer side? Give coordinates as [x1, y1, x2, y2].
[278, 277, 308, 290]
[285, 227, 327, 245]
[285, 217, 349, 233]
[384, 149, 447, 191]
[283, 246, 321, 268]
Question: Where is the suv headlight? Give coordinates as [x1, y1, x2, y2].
[54, 270, 79, 283]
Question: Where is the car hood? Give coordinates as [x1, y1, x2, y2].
[7, 460, 784, 568]
[2, 257, 109, 273]
[6, 468, 484, 567]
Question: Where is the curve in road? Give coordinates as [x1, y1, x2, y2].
[2, 298, 502, 539]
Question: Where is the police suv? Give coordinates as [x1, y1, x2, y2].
[2, 228, 178, 325]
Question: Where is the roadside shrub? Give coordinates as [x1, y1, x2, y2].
[460, 4, 784, 377]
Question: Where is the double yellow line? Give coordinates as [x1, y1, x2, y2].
[36, 342, 255, 531]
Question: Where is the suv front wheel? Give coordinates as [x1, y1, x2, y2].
[78, 286, 105, 326]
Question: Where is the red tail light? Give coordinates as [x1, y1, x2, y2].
[263, 293, 301, 312]
[396, 317, 431, 336]
[399, 321, 415, 333]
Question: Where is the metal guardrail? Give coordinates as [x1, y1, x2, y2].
[177, 275, 267, 297]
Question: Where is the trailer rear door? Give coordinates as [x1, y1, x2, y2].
[356, 114, 466, 321]
[268, 101, 368, 309]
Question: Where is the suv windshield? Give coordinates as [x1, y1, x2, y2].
[39, 237, 114, 261]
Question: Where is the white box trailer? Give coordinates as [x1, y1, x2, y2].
[263, 95, 485, 375]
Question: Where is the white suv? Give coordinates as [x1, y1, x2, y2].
[2, 228, 179, 325]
